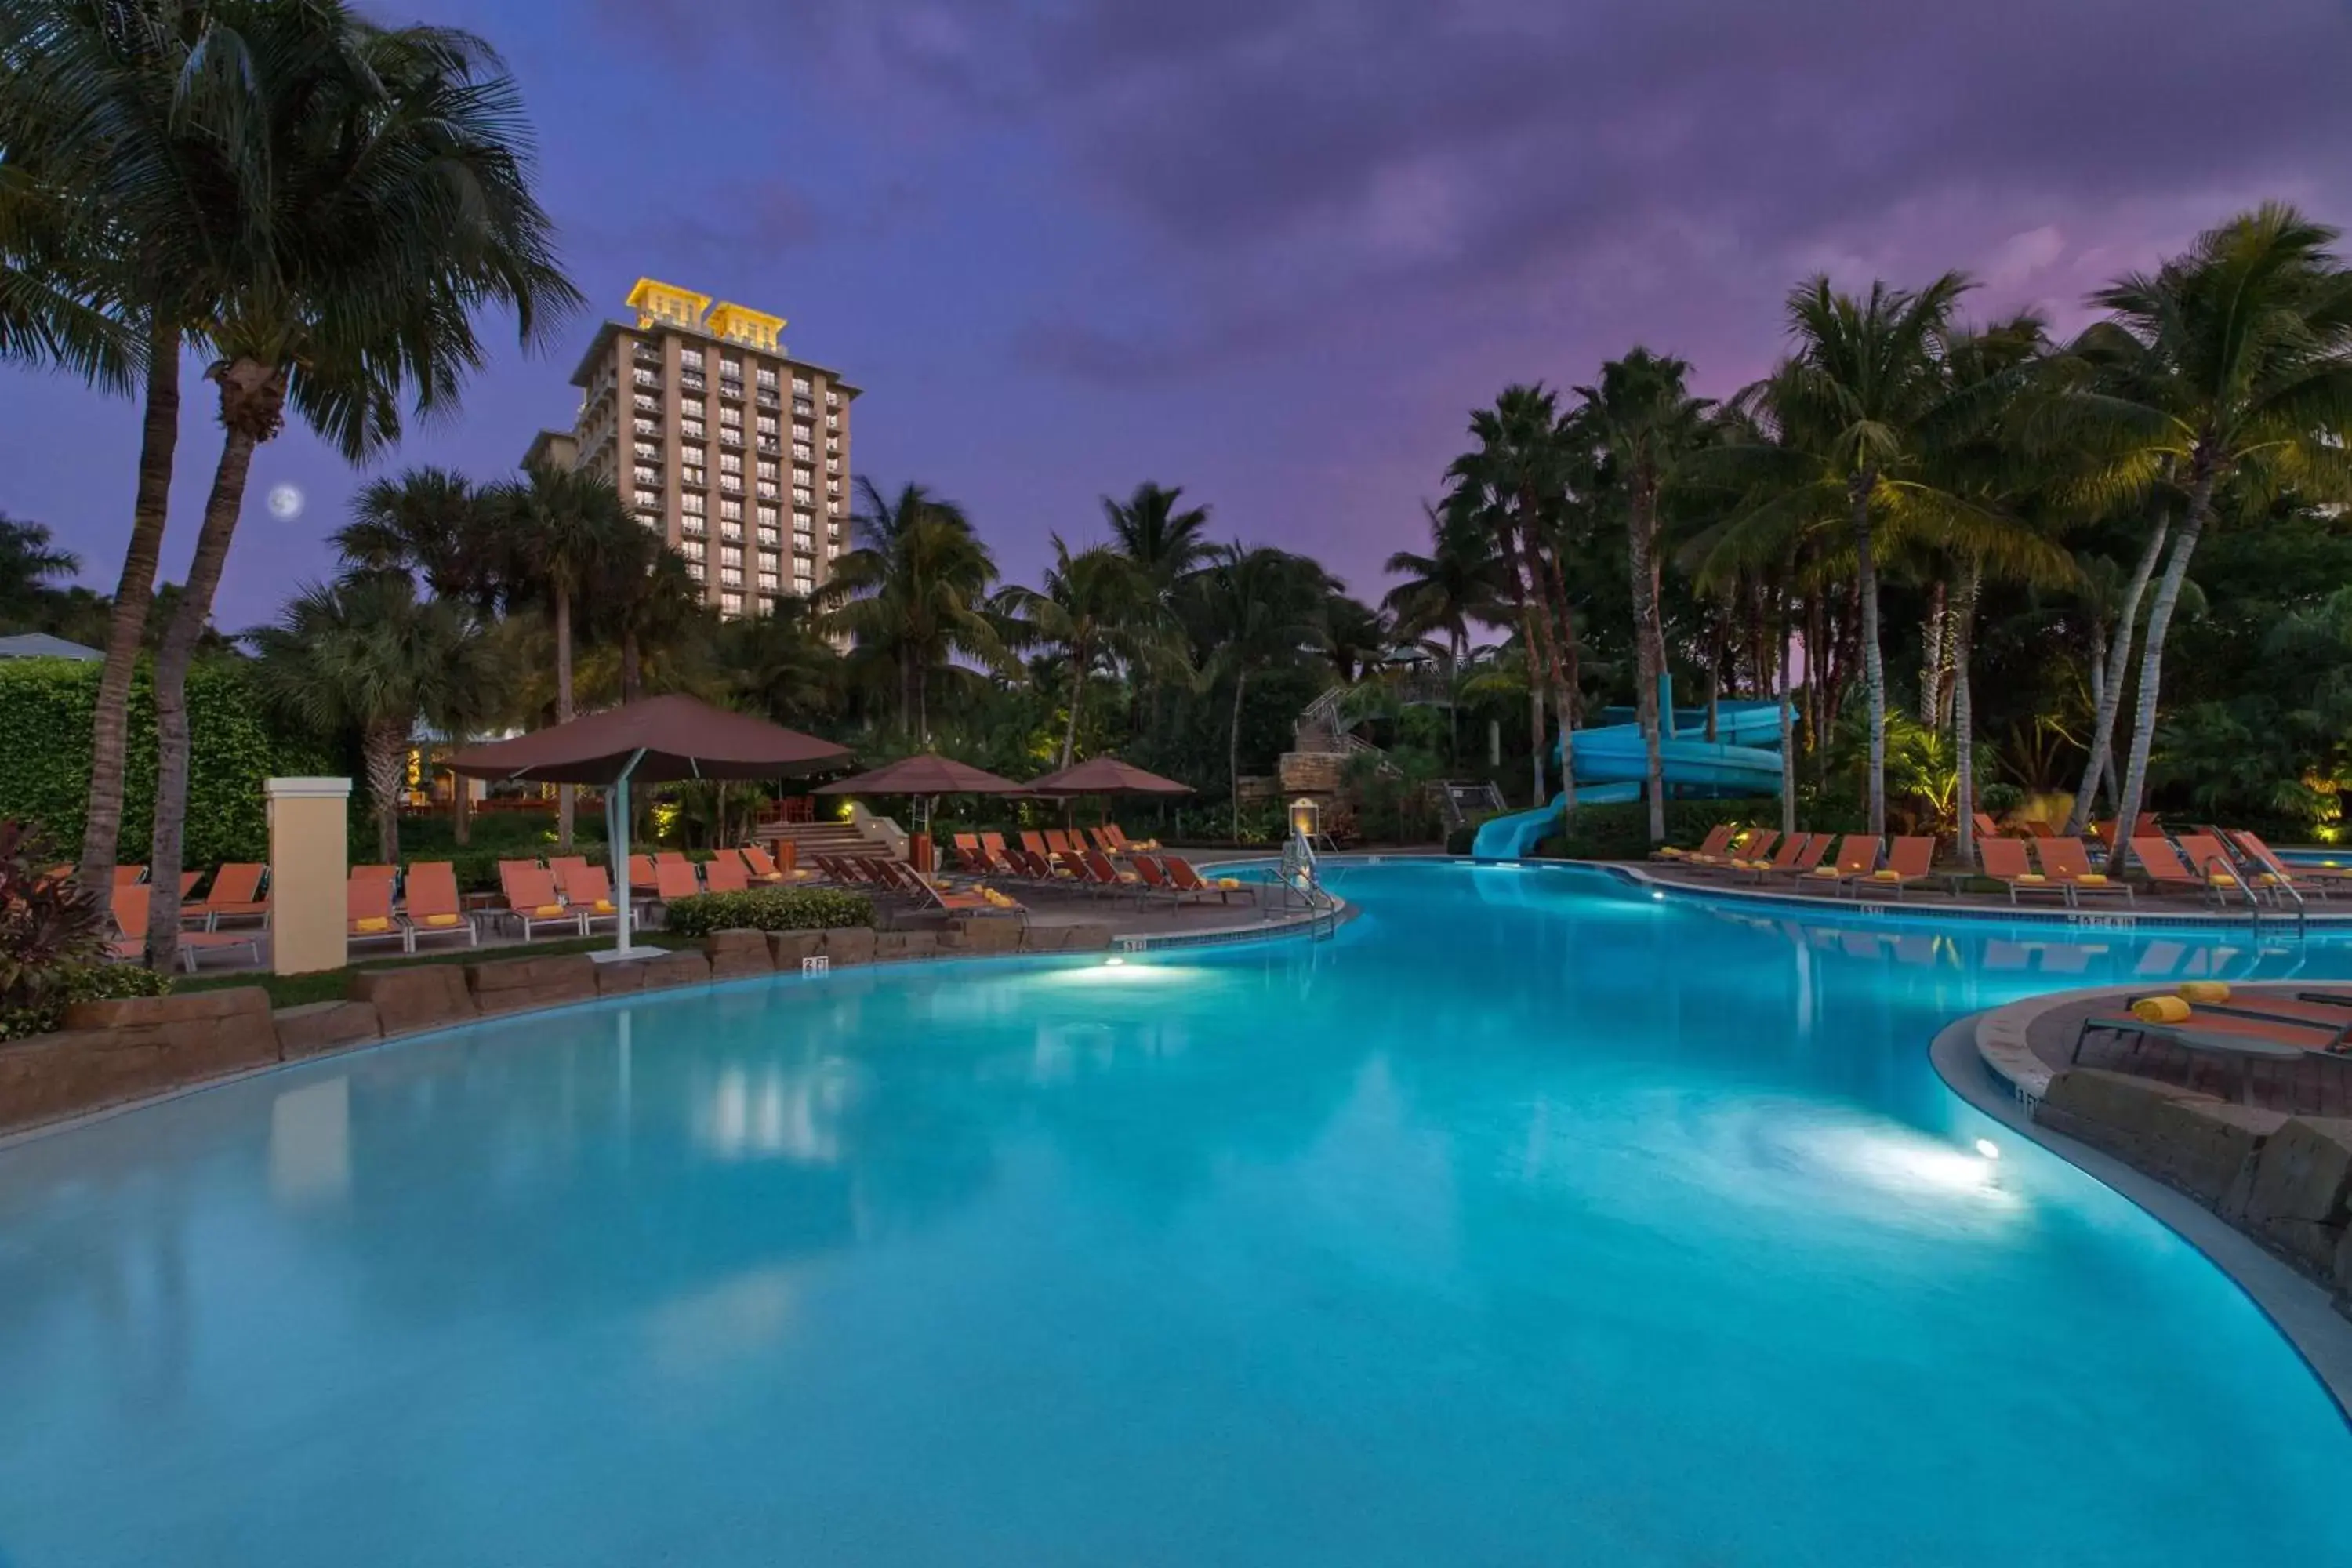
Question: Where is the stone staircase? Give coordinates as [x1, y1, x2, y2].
[756, 818, 894, 863]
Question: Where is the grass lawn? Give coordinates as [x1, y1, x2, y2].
[176, 931, 698, 1010]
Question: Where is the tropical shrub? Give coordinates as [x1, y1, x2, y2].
[660, 887, 875, 937]
[1, 961, 173, 1043]
[0, 659, 330, 868]
[0, 821, 162, 1040]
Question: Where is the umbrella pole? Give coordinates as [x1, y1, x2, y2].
[612, 748, 646, 958]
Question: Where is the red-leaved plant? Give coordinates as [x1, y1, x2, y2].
[0, 821, 110, 1008]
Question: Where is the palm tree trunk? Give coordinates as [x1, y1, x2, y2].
[452, 748, 472, 846]
[2107, 477, 2212, 872]
[1628, 490, 1666, 842]
[554, 590, 575, 851]
[1919, 578, 1947, 728]
[1059, 656, 1083, 768]
[1540, 546, 1580, 814]
[1852, 478, 1887, 837]
[1951, 562, 1982, 866]
[2064, 515, 2168, 835]
[1229, 668, 1247, 840]
[620, 630, 643, 702]
[143, 426, 258, 973]
[365, 721, 406, 865]
[1704, 617, 1724, 742]
[78, 329, 181, 891]
[1777, 581, 1797, 839]
[1528, 682, 1547, 803]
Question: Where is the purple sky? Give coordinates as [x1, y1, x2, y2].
[7, 0, 2351, 631]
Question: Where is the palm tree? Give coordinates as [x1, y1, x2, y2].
[249, 574, 505, 864]
[1318, 594, 1389, 686]
[1445, 387, 1583, 810]
[1103, 482, 1214, 592]
[1913, 314, 2078, 862]
[1192, 545, 1327, 837]
[1701, 274, 1973, 835]
[717, 595, 837, 726]
[2034, 205, 2352, 866]
[334, 466, 488, 599]
[480, 466, 633, 848]
[0, 0, 224, 895]
[1385, 503, 1509, 773]
[114, 5, 576, 967]
[820, 477, 1013, 739]
[996, 536, 1172, 768]
[1574, 349, 1712, 842]
[0, 514, 78, 629]
[1104, 481, 1213, 744]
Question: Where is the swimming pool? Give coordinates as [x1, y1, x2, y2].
[2, 862, 2347, 1566]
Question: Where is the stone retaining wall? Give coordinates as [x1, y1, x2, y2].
[2038, 1066, 2352, 1315]
[0, 917, 1120, 1138]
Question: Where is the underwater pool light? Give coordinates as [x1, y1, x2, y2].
[1974, 1138, 2002, 1161]
[1104, 956, 1125, 967]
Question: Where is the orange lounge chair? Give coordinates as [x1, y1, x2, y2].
[1083, 849, 1144, 896]
[881, 860, 1025, 922]
[1969, 812, 2003, 842]
[113, 864, 149, 885]
[2021, 818, 2057, 838]
[1134, 855, 1218, 906]
[1019, 830, 1052, 858]
[1044, 829, 1082, 859]
[401, 862, 478, 949]
[2223, 829, 2346, 902]
[1847, 835, 1936, 898]
[653, 856, 703, 906]
[546, 855, 590, 889]
[111, 884, 260, 972]
[1976, 837, 2067, 905]
[1653, 825, 1736, 864]
[1717, 829, 1782, 873]
[1104, 822, 1160, 853]
[353, 863, 398, 884]
[1164, 855, 1250, 905]
[498, 860, 587, 938]
[1801, 835, 1880, 891]
[1737, 832, 1811, 881]
[2071, 1002, 2341, 1103]
[736, 844, 789, 884]
[702, 852, 750, 895]
[186, 862, 269, 930]
[556, 862, 622, 931]
[2128, 837, 2227, 903]
[981, 831, 1012, 863]
[347, 874, 412, 953]
[1761, 833, 1838, 883]
[2030, 838, 2135, 906]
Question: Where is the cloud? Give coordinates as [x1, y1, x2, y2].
[776, 0, 2352, 384]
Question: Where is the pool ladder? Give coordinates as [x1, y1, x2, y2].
[2199, 851, 2307, 942]
[1279, 833, 1342, 942]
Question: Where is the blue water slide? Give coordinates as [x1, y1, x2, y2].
[1471, 681, 1787, 860]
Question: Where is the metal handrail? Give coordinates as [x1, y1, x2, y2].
[2197, 852, 2266, 934]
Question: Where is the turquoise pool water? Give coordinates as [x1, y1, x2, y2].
[2, 862, 2348, 1566]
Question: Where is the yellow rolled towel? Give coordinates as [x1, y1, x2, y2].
[2132, 995, 2192, 1024]
[2178, 980, 2230, 1003]
[2014, 872, 2045, 883]
[2208, 872, 2235, 886]
[1216, 877, 1243, 889]
[1658, 848, 1686, 859]
[354, 916, 390, 933]
[2074, 872, 2107, 884]
[1810, 866, 1841, 877]
[1871, 869, 1901, 881]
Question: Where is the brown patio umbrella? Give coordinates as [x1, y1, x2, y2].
[1024, 757, 1193, 797]
[812, 753, 1024, 796]
[444, 695, 852, 956]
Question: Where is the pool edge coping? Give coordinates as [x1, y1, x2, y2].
[1929, 1007, 2352, 1425]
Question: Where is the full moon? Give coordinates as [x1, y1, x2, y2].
[267, 483, 304, 521]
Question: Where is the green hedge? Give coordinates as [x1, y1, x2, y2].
[0, 658, 331, 869]
[660, 887, 875, 937]
[0, 961, 173, 1042]
[1534, 796, 1780, 861]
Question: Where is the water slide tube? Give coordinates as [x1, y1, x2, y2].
[1471, 683, 1787, 860]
